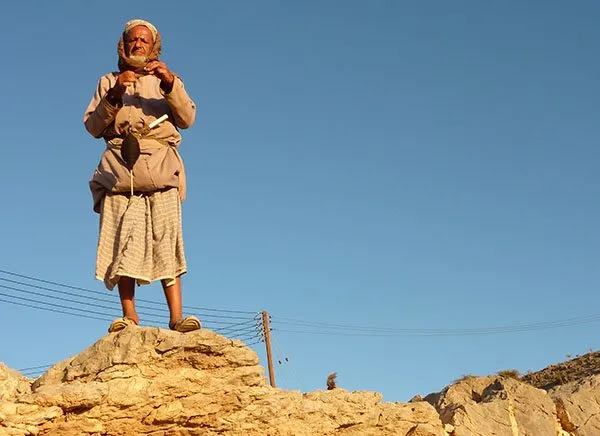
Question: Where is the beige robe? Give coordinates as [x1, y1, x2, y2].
[83, 73, 196, 213]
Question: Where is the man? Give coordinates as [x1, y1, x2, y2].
[83, 19, 200, 333]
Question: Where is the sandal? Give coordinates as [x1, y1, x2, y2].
[169, 315, 201, 333]
[108, 317, 138, 333]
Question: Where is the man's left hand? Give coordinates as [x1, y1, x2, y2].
[145, 61, 175, 90]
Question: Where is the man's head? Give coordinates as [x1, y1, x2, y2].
[118, 19, 161, 72]
[125, 25, 154, 59]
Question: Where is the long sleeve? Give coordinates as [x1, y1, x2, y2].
[83, 75, 120, 138]
[86, 72, 193, 212]
[162, 76, 196, 129]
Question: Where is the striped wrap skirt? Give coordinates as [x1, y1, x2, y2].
[95, 188, 187, 290]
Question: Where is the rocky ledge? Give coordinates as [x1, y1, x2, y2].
[1, 327, 599, 435]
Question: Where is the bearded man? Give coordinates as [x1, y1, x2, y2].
[83, 19, 200, 333]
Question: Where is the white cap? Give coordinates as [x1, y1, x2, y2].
[124, 19, 158, 41]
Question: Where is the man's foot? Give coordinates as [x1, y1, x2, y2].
[108, 317, 139, 333]
[169, 315, 201, 333]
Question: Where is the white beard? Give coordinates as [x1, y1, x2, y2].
[128, 55, 147, 68]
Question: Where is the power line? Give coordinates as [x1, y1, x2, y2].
[270, 333, 304, 391]
[0, 288, 258, 333]
[1, 283, 124, 315]
[0, 269, 261, 331]
[0, 282, 165, 324]
[2, 268, 265, 378]
[0, 291, 118, 321]
[17, 364, 53, 371]
[5, 267, 600, 339]
[213, 317, 262, 333]
[237, 333, 262, 343]
[1, 276, 126, 308]
[270, 312, 600, 337]
[246, 339, 264, 347]
[0, 269, 256, 315]
[0, 269, 257, 320]
[18, 364, 52, 379]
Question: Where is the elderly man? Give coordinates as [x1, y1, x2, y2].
[84, 19, 200, 333]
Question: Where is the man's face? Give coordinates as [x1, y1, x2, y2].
[125, 26, 154, 58]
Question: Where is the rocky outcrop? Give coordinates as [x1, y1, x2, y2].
[424, 375, 562, 436]
[3, 326, 600, 435]
[522, 351, 600, 391]
[0, 327, 444, 435]
[549, 374, 600, 435]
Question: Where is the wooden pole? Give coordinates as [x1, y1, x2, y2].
[262, 310, 276, 387]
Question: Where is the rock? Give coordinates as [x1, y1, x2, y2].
[4, 326, 600, 435]
[0, 327, 446, 435]
[549, 374, 600, 436]
[0, 363, 31, 401]
[425, 375, 560, 436]
[409, 394, 423, 403]
[522, 350, 600, 390]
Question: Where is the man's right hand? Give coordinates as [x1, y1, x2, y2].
[106, 71, 138, 106]
[114, 71, 138, 93]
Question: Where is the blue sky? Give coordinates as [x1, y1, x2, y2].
[0, 1, 599, 402]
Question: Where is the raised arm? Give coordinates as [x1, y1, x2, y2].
[163, 77, 196, 129]
[145, 61, 196, 129]
[83, 72, 138, 138]
[83, 75, 118, 138]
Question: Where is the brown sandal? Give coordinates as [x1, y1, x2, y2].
[169, 315, 201, 333]
[108, 317, 138, 333]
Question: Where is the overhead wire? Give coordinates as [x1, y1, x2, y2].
[0, 283, 165, 324]
[5, 266, 600, 339]
[17, 364, 53, 372]
[2, 268, 266, 379]
[0, 292, 117, 322]
[14, 267, 600, 383]
[246, 339, 264, 347]
[270, 332, 304, 391]
[213, 317, 262, 334]
[0, 269, 260, 335]
[270, 312, 600, 337]
[0, 269, 255, 314]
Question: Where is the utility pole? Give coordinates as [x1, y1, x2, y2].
[262, 310, 276, 387]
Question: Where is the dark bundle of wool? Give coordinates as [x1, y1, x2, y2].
[121, 132, 140, 170]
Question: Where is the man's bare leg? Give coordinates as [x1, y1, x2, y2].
[118, 276, 139, 324]
[162, 276, 183, 326]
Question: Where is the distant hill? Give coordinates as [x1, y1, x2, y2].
[521, 350, 600, 390]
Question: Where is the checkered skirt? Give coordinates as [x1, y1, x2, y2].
[96, 188, 187, 290]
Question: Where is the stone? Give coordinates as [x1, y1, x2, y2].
[549, 374, 600, 436]
[425, 375, 560, 436]
[4, 327, 600, 435]
[0, 327, 446, 435]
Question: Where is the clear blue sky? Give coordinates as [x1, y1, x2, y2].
[0, 1, 599, 402]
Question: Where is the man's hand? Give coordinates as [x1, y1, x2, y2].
[116, 70, 138, 89]
[145, 61, 175, 92]
[107, 70, 138, 106]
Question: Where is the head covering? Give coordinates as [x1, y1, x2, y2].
[117, 19, 162, 73]
[124, 19, 158, 42]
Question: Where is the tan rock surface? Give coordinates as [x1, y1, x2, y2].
[0, 363, 31, 401]
[5, 326, 600, 435]
[425, 375, 560, 436]
[0, 327, 445, 436]
[549, 374, 600, 436]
